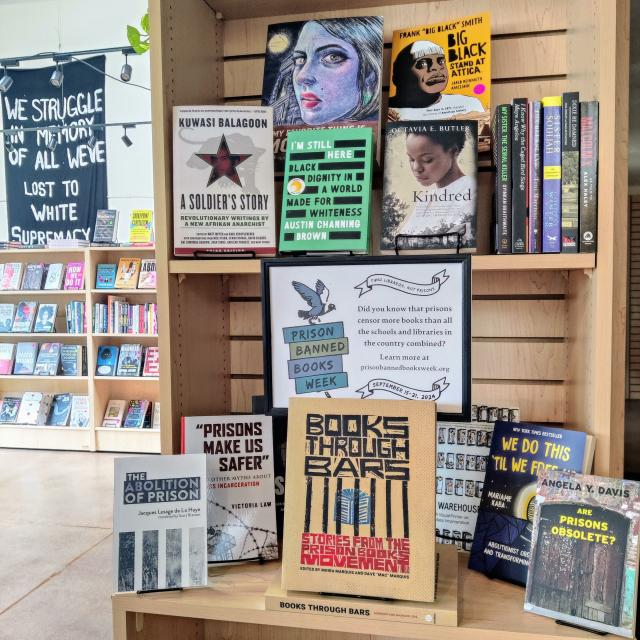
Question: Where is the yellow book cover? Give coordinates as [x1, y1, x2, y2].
[115, 258, 141, 289]
[282, 397, 437, 602]
[128, 209, 154, 244]
[388, 13, 491, 152]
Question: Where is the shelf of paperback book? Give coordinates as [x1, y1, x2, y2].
[93, 376, 159, 382]
[111, 558, 598, 640]
[168, 254, 597, 276]
[90, 289, 157, 294]
[0, 425, 91, 451]
[94, 427, 161, 453]
[92, 333, 158, 340]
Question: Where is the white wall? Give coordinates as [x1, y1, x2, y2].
[0, 0, 153, 242]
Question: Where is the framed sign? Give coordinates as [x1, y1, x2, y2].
[262, 255, 471, 420]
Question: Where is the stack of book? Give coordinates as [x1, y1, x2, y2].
[92, 298, 158, 335]
[493, 94, 598, 254]
[0, 392, 89, 427]
[0, 342, 86, 376]
[95, 344, 158, 377]
[0, 261, 85, 291]
[101, 399, 159, 429]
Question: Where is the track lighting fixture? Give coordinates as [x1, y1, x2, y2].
[87, 129, 97, 149]
[50, 63, 64, 88]
[120, 53, 132, 82]
[47, 131, 57, 151]
[121, 125, 133, 147]
[4, 138, 14, 153]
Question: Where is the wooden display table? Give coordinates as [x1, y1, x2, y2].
[112, 555, 597, 640]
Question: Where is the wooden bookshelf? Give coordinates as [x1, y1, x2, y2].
[0, 246, 160, 453]
[142, 0, 630, 637]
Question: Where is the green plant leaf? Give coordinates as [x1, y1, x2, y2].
[141, 12, 149, 35]
[127, 25, 141, 48]
[136, 39, 150, 54]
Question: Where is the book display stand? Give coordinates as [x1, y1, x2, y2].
[111, 0, 630, 637]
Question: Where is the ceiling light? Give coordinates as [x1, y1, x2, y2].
[50, 63, 63, 88]
[121, 125, 133, 147]
[0, 67, 13, 93]
[120, 53, 132, 82]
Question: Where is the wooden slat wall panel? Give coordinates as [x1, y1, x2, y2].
[473, 382, 565, 423]
[230, 299, 566, 338]
[629, 196, 640, 398]
[230, 338, 566, 380]
[224, 34, 566, 98]
[231, 378, 265, 412]
[473, 271, 567, 296]
[222, 0, 568, 56]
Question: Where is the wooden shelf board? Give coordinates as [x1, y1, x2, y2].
[95, 427, 160, 432]
[0, 375, 87, 381]
[0, 333, 87, 338]
[0, 248, 86, 256]
[112, 557, 596, 640]
[94, 376, 159, 381]
[90, 289, 157, 294]
[92, 333, 158, 339]
[0, 424, 88, 431]
[0, 289, 86, 296]
[95, 427, 161, 453]
[168, 254, 596, 276]
[90, 245, 155, 252]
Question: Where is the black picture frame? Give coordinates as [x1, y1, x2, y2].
[261, 254, 471, 421]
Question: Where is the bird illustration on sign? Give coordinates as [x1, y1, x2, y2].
[292, 280, 335, 324]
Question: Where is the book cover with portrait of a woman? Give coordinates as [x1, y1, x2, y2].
[261, 17, 383, 163]
[381, 120, 477, 252]
[388, 14, 491, 152]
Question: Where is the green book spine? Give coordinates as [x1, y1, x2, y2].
[279, 128, 374, 253]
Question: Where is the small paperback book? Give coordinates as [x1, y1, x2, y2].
[283, 397, 437, 602]
[524, 469, 640, 638]
[34, 342, 61, 376]
[468, 421, 595, 585]
[43, 263, 64, 290]
[261, 17, 383, 165]
[123, 400, 150, 428]
[116, 344, 143, 377]
[34, 303, 57, 333]
[21, 263, 45, 290]
[0, 343, 16, 374]
[69, 395, 89, 427]
[387, 13, 491, 152]
[173, 105, 276, 256]
[47, 393, 72, 427]
[181, 414, 279, 563]
[63, 262, 85, 290]
[60, 344, 82, 376]
[381, 120, 477, 251]
[0, 304, 15, 331]
[436, 420, 494, 550]
[113, 454, 208, 592]
[128, 209, 154, 245]
[0, 396, 21, 423]
[280, 127, 374, 253]
[115, 258, 141, 289]
[11, 301, 37, 332]
[102, 399, 127, 428]
[1, 263, 23, 290]
[137, 259, 156, 289]
[93, 209, 119, 243]
[142, 346, 159, 377]
[96, 345, 120, 376]
[152, 402, 160, 430]
[95, 264, 117, 289]
[13, 342, 38, 374]
[16, 392, 52, 425]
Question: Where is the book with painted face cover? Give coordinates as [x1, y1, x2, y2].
[282, 397, 437, 602]
[388, 13, 491, 152]
[468, 421, 595, 585]
[181, 413, 279, 564]
[113, 454, 208, 593]
[115, 258, 141, 289]
[11, 301, 37, 332]
[261, 17, 383, 165]
[381, 120, 477, 252]
[173, 105, 276, 256]
[525, 469, 640, 638]
[280, 127, 374, 253]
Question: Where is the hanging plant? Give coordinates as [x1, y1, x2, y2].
[127, 12, 150, 54]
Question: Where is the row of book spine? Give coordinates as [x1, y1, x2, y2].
[493, 94, 598, 253]
[65, 301, 86, 334]
[92, 300, 158, 335]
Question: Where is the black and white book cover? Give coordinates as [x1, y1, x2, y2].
[173, 105, 276, 256]
[113, 454, 208, 593]
[181, 414, 279, 563]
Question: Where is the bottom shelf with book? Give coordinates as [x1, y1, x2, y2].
[0, 424, 91, 450]
[95, 427, 161, 453]
[112, 555, 598, 640]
